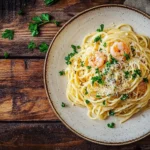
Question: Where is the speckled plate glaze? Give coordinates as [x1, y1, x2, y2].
[44, 4, 150, 145]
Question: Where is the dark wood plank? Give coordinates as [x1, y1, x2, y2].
[0, 122, 149, 150]
[0, 0, 125, 57]
[0, 59, 57, 121]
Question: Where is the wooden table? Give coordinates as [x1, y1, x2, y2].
[0, 0, 149, 149]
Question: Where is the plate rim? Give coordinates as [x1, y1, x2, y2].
[44, 4, 150, 146]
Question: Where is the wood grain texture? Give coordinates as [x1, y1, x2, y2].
[0, 0, 125, 57]
[0, 59, 57, 121]
[0, 122, 149, 150]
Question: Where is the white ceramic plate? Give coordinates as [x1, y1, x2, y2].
[44, 4, 150, 145]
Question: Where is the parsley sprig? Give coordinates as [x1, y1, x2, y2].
[29, 13, 60, 36]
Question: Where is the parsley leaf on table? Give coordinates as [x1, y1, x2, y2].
[44, 0, 59, 6]
[41, 13, 51, 22]
[39, 42, 49, 52]
[28, 23, 39, 37]
[2, 29, 14, 40]
[4, 52, 9, 59]
[28, 41, 36, 50]
[32, 16, 42, 24]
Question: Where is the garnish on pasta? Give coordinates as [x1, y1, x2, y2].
[64, 24, 150, 123]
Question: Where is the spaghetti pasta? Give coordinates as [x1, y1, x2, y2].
[65, 24, 150, 123]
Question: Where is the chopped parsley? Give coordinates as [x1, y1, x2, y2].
[132, 69, 142, 79]
[109, 110, 115, 116]
[81, 61, 84, 67]
[96, 24, 104, 32]
[61, 102, 66, 107]
[124, 53, 130, 60]
[65, 53, 74, 65]
[106, 61, 111, 68]
[77, 45, 81, 49]
[87, 66, 91, 70]
[59, 70, 65, 76]
[2, 29, 14, 40]
[103, 42, 107, 47]
[85, 100, 90, 104]
[124, 71, 130, 79]
[28, 41, 36, 50]
[4, 52, 9, 59]
[131, 46, 135, 53]
[85, 88, 88, 95]
[103, 56, 118, 75]
[95, 68, 100, 74]
[107, 122, 115, 128]
[99, 48, 102, 51]
[102, 100, 106, 106]
[94, 35, 102, 42]
[110, 55, 118, 64]
[65, 45, 79, 65]
[39, 42, 49, 53]
[71, 45, 78, 53]
[120, 94, 129, 101]
[96, 94, 101, 98]
[91, 75, 104, 85]
[143, 78, 148, 83]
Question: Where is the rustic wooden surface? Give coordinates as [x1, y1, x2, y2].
[0, 0, 150, 149]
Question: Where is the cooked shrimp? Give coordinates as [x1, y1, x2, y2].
[110, 42, 130, 61]
[88, 51, 106, 68]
